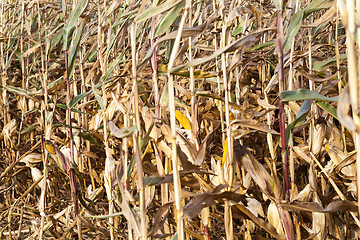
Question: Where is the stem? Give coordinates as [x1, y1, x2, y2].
[277, 11, 290, 199]
[131, 22, 146, 239]
[167, 1, 191, 238]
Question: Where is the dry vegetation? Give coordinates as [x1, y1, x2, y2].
[1, 0, 360, 239]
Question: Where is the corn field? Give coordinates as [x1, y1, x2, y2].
[1, 0, 360, 239]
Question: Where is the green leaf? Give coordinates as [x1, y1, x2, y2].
[135, 0, 183, 23]
[106, 18, 129, 54]
[47, 76, 65, 89]
[312, 54, 347, 71]
[62, 0, 66, 15]
[101, 53, 125, 82]
[303, 0, 333, 18]
[68, 91, 91, 109]
[20, 123, 39, 134]
[285, 100, 312, 143]
[144, 175, 166, 186]
[196, 92, 242, 110]
[84, 212, 123, 219]
[92, 81, 106, 111]
[87, 50, 97, 62]
[155, 1, 184, 37]
[68, 76, 118, 109]
[68, 21, 85, 76]
[127, 155, 136, 180]
[171, 233, 178, 240]
[248, 41, 276, 51]
[231, 25, 243, 37]
[6, 86, 33, 97]
[46, 112, 53, 122]
[283, 10, 303, 52]
[316, 100, 338, 120]
[71, 108, 88, 114]
[280, 89, 338, 102]
[57, 104, 87, 114]
[272, 0, 283, 11]
[160, 83, 169, 106]
[57, 104, 68, 110]
[49, 23, 64, 52]
[63, 0, 88, 49]
[77, 131, 100, 145]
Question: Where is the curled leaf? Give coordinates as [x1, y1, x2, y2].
[337, 85, 356, 131]
[109, 121, 137, 138]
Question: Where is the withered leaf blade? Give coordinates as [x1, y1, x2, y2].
[139, 16, 217, 66]
[108, 121, 137, 138]
[183, 190, 246, 219]
[144, 170, 213, 186]
[118, 182, 141, 238]
[333, 151, 356, 175]
[278, 200, 358, 213]
[149, 202, 172, 236]
[170, 32, 259, 73]
[277, 207, 295, 240]
[232, 119, 279, 134]
[194, 128, 216, 166]
[236, 204, 286, 240]
[337, 85, 356, 131]
[236, 143, 281, 199]
[177, 144, 198, 171]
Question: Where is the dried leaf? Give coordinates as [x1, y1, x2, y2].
[109, 121, 137, 138]
[278, 200, 358, 213]
[232, 119, 279, 134]
[236, 144, 281, 199]
[183, 189, 245, 218]
[337, 85, 356, 131]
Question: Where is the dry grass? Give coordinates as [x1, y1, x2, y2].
[1, 0, 360, 239]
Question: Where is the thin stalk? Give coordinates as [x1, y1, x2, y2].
[214, 37, 225, 147]
[18, 0, 25, 145]
[39, 109, 48, 240]
[62, 0, 81, 238]
[310, 152, 360, 227]
[188, 7, 199, 150]
[0, 0, 9, 123]
[36, 0, 51, 238]
[150, 12, 170, 236]
[276, 11, 290, 199]
[288, 0, 299, 193]
[343, 0, 360, 219]
[221, 23, 233, 240]
[167, 1, 192, 239]
[335, 3, 347, 151]
[130, 22, 146, 239]
[96, 2, 114, 239]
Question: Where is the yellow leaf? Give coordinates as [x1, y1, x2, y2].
[175, 110, 192, 130]
[45, 142, 55, 154]
[229, 112, 235, 121]
[324, 143, 330, 152]
[45, 140, 70, 173]
[222, 138, 228, 165]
